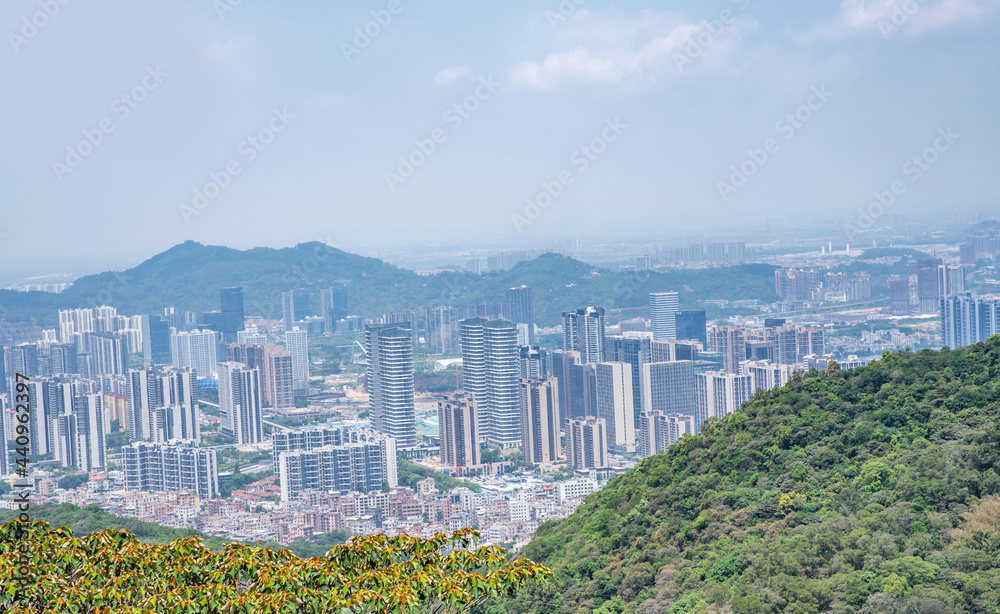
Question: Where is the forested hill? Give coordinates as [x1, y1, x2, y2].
[0, 241, 778, 328]
[496, 338, 1000, 614]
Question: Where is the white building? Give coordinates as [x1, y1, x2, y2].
[285, 327, 309, 391]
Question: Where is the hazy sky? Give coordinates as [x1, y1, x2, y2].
[1, 0, 998, 269]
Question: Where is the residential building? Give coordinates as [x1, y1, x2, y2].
[519, 377, 561, 464]
[568, 417, 608, 470]
[218, 362, 263, 445]
[438, 391, 482, 470]
[124, 440, 219, 499]
[595, 362, 635, 453]
[366, 324, 417, 448]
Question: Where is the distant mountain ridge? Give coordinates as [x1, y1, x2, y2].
[0, 241, 780, 329]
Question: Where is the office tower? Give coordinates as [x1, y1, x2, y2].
[366, 312, 419, 346]
[320, 285, 349, 331]
[282, 289, 312, 331]
[519, 377, 562, 464]
[218, 287, 246, 343]
[606, 334, 652, 425]
[459, 318, 521, 448]
[285, 327, 309, 391]
[506, 286, 535, 344]
[562, 307, 606, 363]
[916, 259, 945, 313]
[466, 300, 506, 320]
[743, 360, 796, 393]
[649, 292, 680, 340]
[218, 362, 263, 445]
[11, 344, 40, 377]
[674, 311, 707, 347]
[639, 411, 694, 458]
[641, 360, 696, 418]
[73, 393, 106, 472]
[569, 363, 598, 422]
[170, 329, 218, 378]
[438, 391, 482, 470]
[124, 440, 219, 499]
[710, 326, 747, 374]
[517, 346, 547, 379]
[366, 324, 417, 448]
[260, 344, 294, 410]
[159, 367, 199, 443]
[550, 350, 580, 425]
[126, 368, 162, 441]
[595, 362, 635, 453]
[650, 339, 700, 362]
[140, 315, 172, 367]
[425, 305, 460, 354]
[696, 371, 753, 429]
[889, 276, 910, 316]
[277, 430, 398, 502]
[48, 343, 78, 376]
[568, 417, 608, 470]
[938, 265, 966, 297]
[90, 334, 128, 377]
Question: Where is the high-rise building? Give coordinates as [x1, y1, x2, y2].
[320, 285, 349, 331]
[549, 350, 580, 425]
[916, 259, 945, 313]
[568, 417, 608, 470]
[366, 312, 419, 346]
[277, 429, 398, 502]
[696, 371, 753, 430]
[518, 346, 549, 379]
[59, 308, 95, 344]
[126, 369, 161, 441]
[641, 360, 696, 419]
[639, 411, 694, 458]
[282, 289, 312, 330]
[795, 327, 825, 363]
[47, 343, 79, 376]
[218, 362, 263, 445]
[73, 393, 107, 472]
[506, 286, 535, 344]
[11, 344, 40, 377]
[285, 327, 309, 391]
[649, 292, 680, 340]
[90, 333, 128, 377]
[261, 344, 294, 410]
[170, 329, 218, 378]
[710, 326, 747, 374]
[0, 416, 8, 476]
[141, 315, 172, 367]
[743, 360, 797, 393]
[674, 311, 707, 347]
[438, 391, 482, 470]
[938, 265, 966, 298]
[562, 307, 606, 363]
[569, 363, 598, 422]
[519, 377, 561, 464]
[606, 334, 652, 426]
[124, 440, 219, 499]
[425, 306, 460, 354]
[237, 328, 267, 345]
[366, 324, 417, 448]
[595, 362, 636, 453]
[219, 287, 246, 343]
[941, 293, 1000, 349]
[159, 367, 200, 444]
[889, 276, 911, 316]
[651, 339, 701, 362]
[459, 318, 521, 448]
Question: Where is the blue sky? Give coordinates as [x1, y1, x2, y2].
[1, 0, 998, 267]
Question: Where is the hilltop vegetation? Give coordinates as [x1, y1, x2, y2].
[494, 338, 1000, 614]
[0, 241, 779, 328]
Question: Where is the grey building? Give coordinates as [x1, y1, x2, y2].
[366, 324, 417, 448]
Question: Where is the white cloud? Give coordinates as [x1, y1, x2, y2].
[507, 9, 754, 90]
[432, 65, 473, 87]
[807, 0, 1000, 39]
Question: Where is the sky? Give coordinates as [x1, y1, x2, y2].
[1, 0, 998, 271]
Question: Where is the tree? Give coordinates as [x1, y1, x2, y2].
[1, 522, 550, 612]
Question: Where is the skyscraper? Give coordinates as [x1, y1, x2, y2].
[219, 287, 246, 343]
[568, 417, 608, 470]
[506, 286, 535, 344]
[595, 362, 635, 453]
[550, 350, 580, 425]
[141, 315, 172, 367]
[696, 371, 753, 430]
[438, 391, 482, 470]
[941, 293, 1000, 349]
[710, 326, 747, 374]
[569, 362, 598, 422]
[260, 344, 294, 410]
[649, 292, 680, 340]
[90, 333, 128, 377]
[518, 346, 549, 379]
[562, 307, 606, 363]
[126, 368, 161, 441]
[285, 327, 309, 392]
[425, 305, 460, 354]
[218, 362, 263, 445]
[641, 361, 696, 419]
[743, 360, 797, 393]
[520, 377, 561, 464]
[73, 393, 107, 472]
[460, 318, 521, 448]
[889, 276, 911, 316]
[606, 334, 651, 425]
[674, 311, 708, 347]
[159, 367, 200, 444]
[11, 344, 40, 377]
[170, 329, 218, 377]
[282, 289, 312, 331]
[366, 324, 417, 448]
[320, 285, 349, 331]
[639, 411, 694, 458]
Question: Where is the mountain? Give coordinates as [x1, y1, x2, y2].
[0, 242, 779, 329]
[497, 339, 1000, 614]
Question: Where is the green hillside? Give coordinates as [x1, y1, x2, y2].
[496, 339, 1000, 614]
[0, 242, 779, 329]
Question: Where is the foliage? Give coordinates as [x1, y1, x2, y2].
[497, 337, 1000, 613]
[398, 460, 483, 494]
[56, 474, 89, 491]
[1, 523, 549, 613]
[257, 530, 352, 559]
